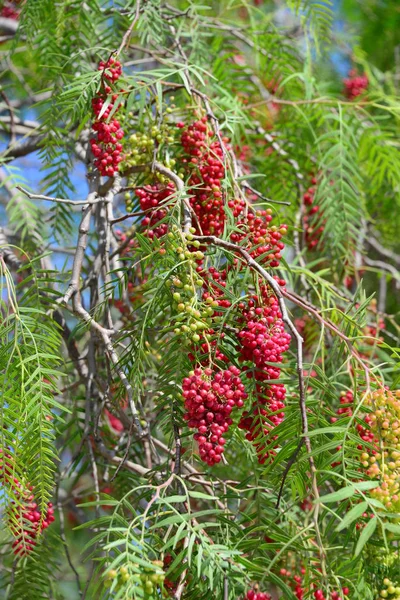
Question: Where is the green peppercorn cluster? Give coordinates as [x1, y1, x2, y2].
[164, 228, 218, 344]
[380, 578, 400, 599]
[104, 560, 165, 596]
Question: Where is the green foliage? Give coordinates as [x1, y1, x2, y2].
[0, 0, 399, 599]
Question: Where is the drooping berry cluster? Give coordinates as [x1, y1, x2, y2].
[0, 449, 55, 555]
[10, 499, 55, 556]
[330, 390, 354, 423]
[379, 578, 400, 600]
[237, 292, 291, 463]
[105, 560, 165, 595]
[302, 174, 324, 250]
[124, 117, 291, 466]
[343, 70, 369, 100]
[230, 210, 287, 268]
[137, 183, 175, 239]
[182, 366, 247, 465]
[330, 390, 375, 469]
[279, 568, 350, 600]
[90, 58, 124, 177]
[243, 588, 271, 600]
[361, 388, 400, 511]
[330, 387, 400, 512]
[1, 1, 20, 19]
[180, 117, 228, 236]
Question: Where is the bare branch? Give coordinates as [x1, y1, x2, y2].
[16, 186, 107, 206]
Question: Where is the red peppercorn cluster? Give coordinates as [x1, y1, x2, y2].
[0, 449, 55, 555]
[244, 588, 271, 600]
[137, 183, 175, 239]
[180, 117, 228, 236]
[10, 499, 55, 556]
[343, 70, 368, 100]
[302, 174, 324, 250]
[330, 390, 375, 468]
[230, 211, 287, 268]
[280, 568, 349, 600]
[182, 366, 248, 465]
[237, 293, 291, 463]
[122, 116, 290, 465]
[90, 58, 124, 177]
[330, 390, 354, 423]
[1, 2, 20, 19]
[163, 553, 177, 594]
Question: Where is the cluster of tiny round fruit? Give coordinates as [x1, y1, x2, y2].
[237, 293, 291, 463]
[331, 390, 354, 423]
[173, 289, 215, 345]
[279, 568, 350, 600]
[0, 449, 55, 555]
[302, 174, 324, 250]
[331, 387, 400, 511]
[361, 388, 400, 511]
[180, 117, 228, 236]
[123, 127, 173, 172]
[105, 560, 165, 595]
[343, 70, 369, 100]
[380, 578, 400, 599]
[243, 587, 271, 599]
[90, 58, 124, 177]
[124, 116, 290, 464]
[182, 366, 248, 465]
[330, 390, 375, 469]
[231, 211, 287, 268]
[10, 499, 55, 556]
[136, 183, 175, 239]
[1, 1, 20, 19]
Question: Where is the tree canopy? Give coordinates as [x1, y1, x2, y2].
[0, 1, 399, 599]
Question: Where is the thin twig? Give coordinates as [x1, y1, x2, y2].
[242, 181, 291, 206]
[16, 186, 105, 206]
[115, 1, 141, 56]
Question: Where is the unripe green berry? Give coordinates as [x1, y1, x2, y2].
[144, 581, 154, 594]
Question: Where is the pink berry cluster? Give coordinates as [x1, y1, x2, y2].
[90, 57, 124, 177]
[244, 588, 271, 600]
[302, 174, 324, 250]
[343, 70, 369, 100]
[280, 568, 349, 600]
[182, 366, 247, 465]
[180, 117, 228, 236]
[0, 449, 55, 556]
[137, 183, 175, 239]
[237, 292, 291, 463]
[10, 499, 55, 556]
[1, 1, 20, 19]
[231, 210, 287, 268]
